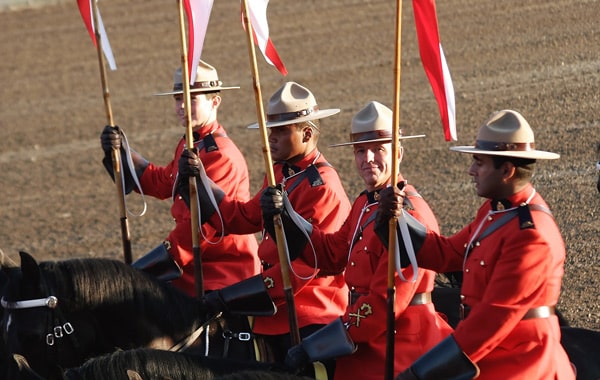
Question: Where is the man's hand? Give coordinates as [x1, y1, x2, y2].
[100, 125, 122, 152]
[378, 185, 405, 219]
[178, 149, 202, 178]
[260, 185, 284, 217]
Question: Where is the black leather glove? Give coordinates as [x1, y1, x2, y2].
[375, 185, 405, 227]
[260, 185, 312, 261]
[101, 125, 122, 152]
[285, 318, 355, 371]
[395, 367, 420, 380]
[178, 148, 203, 178]
[374, 184, 427, 268]
[396, 335, 480, 380]
[201, 275, 276, 317]
[175, 158, 224, 223]
[260, 185, 284, 216]
[260, 185, 284, 242]
[100, 125, 147, 194]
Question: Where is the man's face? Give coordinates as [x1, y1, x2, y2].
[468, 154, 506, 199]
[173, 92, 217, 128]
[268, 124, 307, 162]
[353, 141, 397, 191]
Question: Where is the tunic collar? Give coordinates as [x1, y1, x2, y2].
[489, 183, 535, 211]
[279, 150, 321, 178]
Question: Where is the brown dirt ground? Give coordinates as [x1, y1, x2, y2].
[0, 0, 598, 330]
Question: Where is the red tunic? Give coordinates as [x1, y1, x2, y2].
[416, 184, 575, 379]
[211, 149, 352, 335]
[307, 180, 453, 380]
[138, 121, 260, 295]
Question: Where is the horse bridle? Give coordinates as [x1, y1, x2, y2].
[1, 295, 76, 347]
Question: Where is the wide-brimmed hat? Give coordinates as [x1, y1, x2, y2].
[154, 60, 239, 96]
[449, 109, 559, 159]
[331, 101, 425, 147]
[247, 82, 339, 129]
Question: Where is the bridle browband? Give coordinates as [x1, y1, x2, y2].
[1, 296, 58, 310]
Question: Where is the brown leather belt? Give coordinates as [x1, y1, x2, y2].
[523, 306, 555, 319]
[460, 304, 555, 320]
[409, 292, 432, 306]
[349, 291, 431, 306]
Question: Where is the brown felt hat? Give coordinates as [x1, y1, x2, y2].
[331, 101, 425, 147]
[247, 82, 339, 129]
[450, 109, 559, 159]
[154, 60, 239, 96]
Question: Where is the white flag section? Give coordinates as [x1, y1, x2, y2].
[183, 0, 214, 84]
[245, 0, 287, 75]
[439, 44, 456, 141]
[77, 0, 117, 70]
[95, 7, 116, 71]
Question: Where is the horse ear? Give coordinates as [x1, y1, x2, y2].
[12, 354, 31, 370]
[19, 251, 42, 288]
[127, 370, 144, 380]
[1, 248, 19, 268]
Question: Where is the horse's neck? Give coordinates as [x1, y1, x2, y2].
[52, 262, 202, 334]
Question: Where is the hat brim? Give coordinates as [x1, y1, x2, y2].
[449, 145, 560, 159]
[154, 86, 240, 96]
[330, 134, 426, 147]
[247, 108, 340, 129]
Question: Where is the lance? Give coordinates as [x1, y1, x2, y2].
[241, 0, 301, 346]
[176, 0, 204, 298]
[91, 0, 132, 264]
[385, 0, 403, 379]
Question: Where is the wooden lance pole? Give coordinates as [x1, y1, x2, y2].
[241, 0, 301, 346]
[385, 0, 403, 379]
[91, 0, 132, 264]
[176, 0, 204, 298]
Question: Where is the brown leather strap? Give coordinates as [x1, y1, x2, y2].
[460, 304, 555, 320]
[409, 292, 432, 306]
[523, 306, 555, 320]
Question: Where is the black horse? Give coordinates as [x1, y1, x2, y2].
[4, 348, 311, 380]
[62, 347, 306, 380]
[1, 251, 262, 380]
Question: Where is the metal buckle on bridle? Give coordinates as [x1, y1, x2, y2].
[222, 329, 252, 342]
[46, 322, 75, 346]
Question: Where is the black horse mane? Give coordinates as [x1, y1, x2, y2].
[37, 257, 201, 332]
[63, 348, 305, 380]
[64, 348, 215, 380]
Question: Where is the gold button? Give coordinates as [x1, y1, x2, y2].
[460, 294, 465, 300]
[464, 243, 468, 248]
[480, 260, 485, 266]
[465, 268, 470, 273]
[351, 262, 356, 266]
[365, 208, 370, 213]
[487, 216, 493, 221]
[475, 242, 480, 247]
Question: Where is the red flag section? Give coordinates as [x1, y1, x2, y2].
[413, 0, 456, 141]
[76, 0, 117, 70]
[245, 0, 287, 76]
